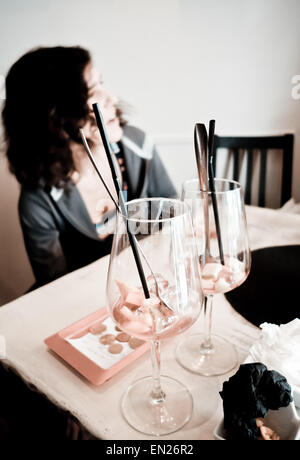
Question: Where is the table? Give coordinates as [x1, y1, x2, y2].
[1, 206, 300, 440]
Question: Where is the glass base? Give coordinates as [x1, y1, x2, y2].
[176, 333, 239, 377]
[121, 375, 193, 436]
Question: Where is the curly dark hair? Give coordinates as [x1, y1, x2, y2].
[2, 46, 95, 189]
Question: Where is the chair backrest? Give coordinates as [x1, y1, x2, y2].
[212, 134, 294, 207]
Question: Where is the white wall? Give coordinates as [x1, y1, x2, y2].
[0, 0, 300, 304]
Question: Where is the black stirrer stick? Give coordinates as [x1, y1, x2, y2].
[207, 120, 225, 265]
[92, 102, 150, 298]
[79, 129, 121, 213]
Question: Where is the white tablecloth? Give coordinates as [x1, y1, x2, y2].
[0, 206, 299, 440]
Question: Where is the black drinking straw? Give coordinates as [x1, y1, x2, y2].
[79, 129, 121, 213]
[92, 103, 150, 298]
[208, 120, 225, 265]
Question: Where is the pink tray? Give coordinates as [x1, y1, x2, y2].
[45, 307, 149, 385]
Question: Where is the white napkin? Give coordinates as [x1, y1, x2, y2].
[0, 335, 6, 359]
[246, 319, 300, 407]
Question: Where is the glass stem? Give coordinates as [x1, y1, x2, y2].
[150, 340, 165, 405]
[202, 295, 214, 352]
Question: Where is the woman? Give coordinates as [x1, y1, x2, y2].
[2, 46, 177, 288]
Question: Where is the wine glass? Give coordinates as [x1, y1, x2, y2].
[176, 178, 251, 376]
[106, 198, 203, 436]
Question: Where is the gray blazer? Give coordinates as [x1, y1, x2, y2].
[19, 125, 177, 287]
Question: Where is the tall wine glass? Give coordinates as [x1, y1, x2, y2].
[176, 179, 251, 376]
[106, 198, 203, 436]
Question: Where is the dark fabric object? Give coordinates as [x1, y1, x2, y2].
[225, 245, 300, 327]
[220, 363, 269, 420]
[220, 363, 292, 440]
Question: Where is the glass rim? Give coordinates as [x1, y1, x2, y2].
[182, 178, 242, 195]
[119, 197, 190, 224]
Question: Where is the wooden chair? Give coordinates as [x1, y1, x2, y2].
[212, 134, 294, 207]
